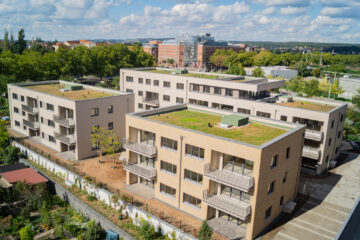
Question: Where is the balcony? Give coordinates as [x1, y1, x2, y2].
[204, 164, 254, 192]
[142, 97, 159, 107]
[23, 119, 40, 129]
[53, 115, 75, 127]
[21, 104, 38, 114]
[123, 161, 157, 180]
[123, 138, 157, 158]
[305, 129, 323, 142]
[302, 146, 320, 160]
[54, 132, 76, 145]
[203, 190, 251, 221]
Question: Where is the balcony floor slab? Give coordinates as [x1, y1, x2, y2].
[208, 218, 246, 240]
[125, 183, 155, 200]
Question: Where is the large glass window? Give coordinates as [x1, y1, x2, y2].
[184, 169, 203, 184]
[108, 105, 113, 114]
[140, 155, 155, 167]
[141, 131, 155, 145]
[163, 81, 170, 88]
[176, 83, 184, 89]
[183, 193, 201, 208]
[214, 87, 221, 95]
[223, 155, 253, 176]
[221, 185, 250, 203]
[160, 183, 176, 197]
[219, 211, 247, 228]
[126, 76, 133, 82]
[47, 120, 55, 128]
[161, 137, 177, 150]
[47, 103, 54, 111]
[160, 161, 177, 174]
[90, 107, 99, 116]
[140, 177, 154, 188]
[185, 144, 204, 159]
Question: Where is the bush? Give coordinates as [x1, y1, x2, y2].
[84, 220, 104, 240]
[19, 225, 34, 240]
[19, 207, 30, 220]
[87, 195, 97, 201]
[198, 221, 213, 240]
[138, 220, 156, 240]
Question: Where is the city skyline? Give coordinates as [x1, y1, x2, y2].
[0, 0, 359, 43]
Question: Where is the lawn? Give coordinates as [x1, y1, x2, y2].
[276, 101, 335, 112]
[148, 109, 287, 145]
[25, 84, 114, 100]
[146, 69, 221, 79]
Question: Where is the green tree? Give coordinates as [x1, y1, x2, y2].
[0, 120, 9, 148]
[19, 225, 34, 240]
[103, 132, 121, 168]
[253, 51, 275, 66]
[251, 67, 265, 77]
[296, 60, 310, 77]
[303, 79, 321, 97]
[14, 28, 26, 54]
[90, 126, 110, 162]
[84, 220, 104, 240]
[328, 64, 345, 73]
[40, 201, 51, 227]
[352, 89, 360, 109]
[228, 63, 246, 75]
[198, 221, 213, 240]
[0, 145, 20, 165]
[2, 29, 10, 51]
[312, 68, 321, 77]
[138, 220, 156, 240]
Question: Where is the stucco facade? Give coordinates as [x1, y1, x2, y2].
[8, 80, 134, 160]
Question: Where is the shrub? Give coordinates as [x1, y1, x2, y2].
[198, 221, 213, 240]
[40, 201, 51, 227]
[87, 194, 97, 201]
[138, 220, 156, 240]
[84, 220, 105, 240]
[19, 225, 34, 240]
[19, 207, 30, 220]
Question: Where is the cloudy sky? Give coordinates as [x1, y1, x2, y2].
[0, 0, 359, 43]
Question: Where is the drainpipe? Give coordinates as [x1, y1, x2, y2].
[177, 136, 184, 208]
[295, 129, 305, 199]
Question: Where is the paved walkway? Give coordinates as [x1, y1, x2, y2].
[271, 151, 360, 240]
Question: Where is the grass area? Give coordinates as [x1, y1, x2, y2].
[25, 84, 114, 100]
[146, 69, 221, 79]
[276, 101, 336, 112]
[148, 110, 287, 145]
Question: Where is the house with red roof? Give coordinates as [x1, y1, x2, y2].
[0, 168, 48, 188]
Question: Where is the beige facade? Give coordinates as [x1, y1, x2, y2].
[123, 104, 305, 240]
[8, 80, 134, 160]
[120, 68, 347, 175]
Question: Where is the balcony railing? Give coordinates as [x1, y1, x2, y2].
[23, 119, 40, 129]
[123, 138, 157, 157]
[302, 146, 320, 160]
[123, 161, 157, 180]
[203, 190, 251, 221]
[54, 132, 76, 145]
[21, 104, 38, 114]
[304, 129, 323, 142]
[53, 115, 75, 127]
[204, 164, 254, 192]
[142, 97, 159, 107]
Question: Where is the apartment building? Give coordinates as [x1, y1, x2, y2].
[8, 80, 134, 160]
[120, 67, 347, 175]
[123, 104, 305, 240]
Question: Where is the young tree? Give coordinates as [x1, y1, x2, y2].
[84, 220, 104, 240]
[15, 28, 27, 54]
[303, 79, 321, 97]
[0, 120, 9, 148]
[103, 132, 122, 168]
[228, 63, 246, 75]
[138, 220, 156, 240]
[90, 126, 108, 162]
[251, 67, 265, 77]
[352, 89, 360, 109]
[312, 68, 321, 77]
[2, 29, 10, 52]
[198, 221, 213, 240]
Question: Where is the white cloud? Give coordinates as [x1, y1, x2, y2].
[251, 0, 310, 6]
[262, 7, 275, 15]
[279, 7, 306, 15]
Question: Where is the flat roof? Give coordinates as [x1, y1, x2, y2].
[147, 108, 288, 146]
[276, 100, 336, 112]
[0, 168, 48, 185]
[0, 163, 26, 173]
[145, 69, 225, 79]
[24, 83, 115, 100]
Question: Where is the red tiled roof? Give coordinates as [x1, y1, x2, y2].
[0, 168, 48, 185]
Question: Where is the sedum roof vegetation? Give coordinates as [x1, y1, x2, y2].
[25, 84, 114, 100]
[148, 109, 288, 146]
[145, 69, 221, 79]
[276, 101, 335, 112]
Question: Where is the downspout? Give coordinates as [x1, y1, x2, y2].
[177, 136, 184, 208]
[295, 128, 305, 199]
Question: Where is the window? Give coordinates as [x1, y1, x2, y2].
[280, 115, 287, 121]
[140, 155, 155, 167]
[163, 81, 170, 88]
[48, 120, 55, 128]
[126, 76, 133, 82]
[220, 185, 250, 202]
[92, 141, 99, 150]
[160, 183, 176, 197]
[14, 107, 19, 114]
[176, 83, 184, 89]
[271, 155, 278, 168]
[41, 117, 44, 123]
[329, 138, 332, 146]
[12, 93, 18, 100]
[22, 111, 25, 116]
[21, 96, 24, 102]
[203, 85, 210, 93]
[154, 80, 159, 86]
[15, 120, 20, 127]
[46, 103, 54, 111]
[280, 195, 284, 206]
[268, 181, 275, 195]
[193, 84, 200, 92]
[176, 97, 184, 104]
[286, 147, 290, 160]
[108, 122, 113, 130]
[161, 137, 177, 150]
[138, 78, 143, 84]
[223, 156, 253, 176]
[225, 89, 233, 97]
[163, 95, 170, 101]
[326, 155, 329, 163]
[185, 144, 204, 159]
[338, 131, 341, 138]
[146, 78, 151, 85]
[49, 135, 56, 143]
[138, 103, 143, 109]
[283, 172, 287, 183]
[183, 193, 201, 208]
[238, 108, 250, 115]
[256, 111, 271, 118]
[40, 101, 42, 108]
[340, 114, 344, 122]
[90, 108, 99, 117]
[161, 161, 177, 174]
[23, 126, 27, 130]
[126, 89, 133, 93]
[41, 132, 45, 139]
[108, 105, 113, 114]
[331, 120, 334, 128]
[265, 206, 272, 219]
[138, 91, 143, 97]
[184, 169, 203, 184]
[214, 87, 221, 95]
[335, 147, 339, 154]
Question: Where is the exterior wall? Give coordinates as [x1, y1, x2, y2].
[8, 81, 134, 160]
[158, 44, 184, 67]
[124, 106, 305, 240]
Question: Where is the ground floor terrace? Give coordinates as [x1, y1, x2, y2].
[9, 128, 239, 240]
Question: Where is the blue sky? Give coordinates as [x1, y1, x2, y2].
[0, 0, 359, 43]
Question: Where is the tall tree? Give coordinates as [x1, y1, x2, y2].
[15, 28, 26, 54]
[251, 67, 265, 77]
[2, 29, 10, 51]
[0, 120, 9, 148]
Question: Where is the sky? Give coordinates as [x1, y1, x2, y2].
[0, 0, 360, 43]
